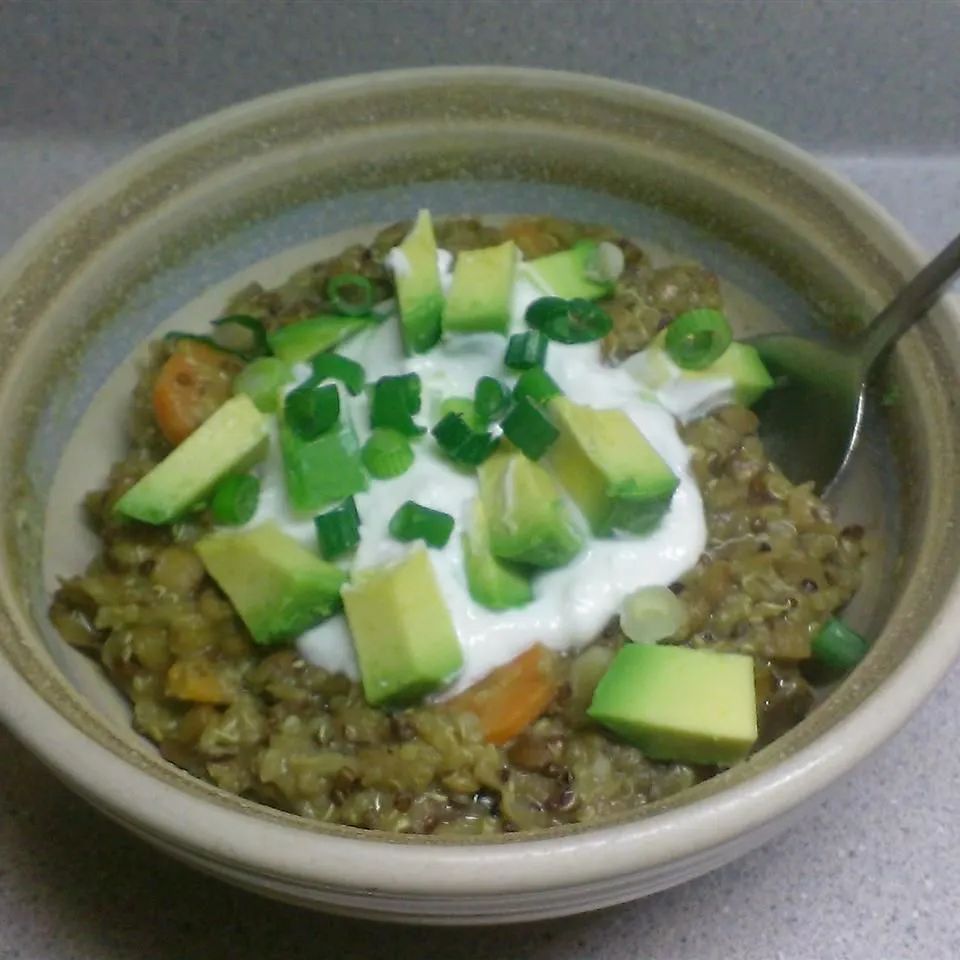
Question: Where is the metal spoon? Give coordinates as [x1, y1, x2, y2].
[749, 230, 960, 495]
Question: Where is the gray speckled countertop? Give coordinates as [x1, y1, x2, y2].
[2, 2, 960, 957]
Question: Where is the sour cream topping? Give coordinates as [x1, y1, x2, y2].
[249, 252, 727, 696]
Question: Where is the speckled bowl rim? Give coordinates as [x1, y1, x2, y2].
[1, 67, 960, 907]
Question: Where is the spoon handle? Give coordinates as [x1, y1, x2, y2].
[856, 229, 960, 370]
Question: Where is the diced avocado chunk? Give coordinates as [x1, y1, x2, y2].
[462, 498, 534, 610]
[279, 406, 367, 513]
[478, 448, 583, 568]
[195, 521, 346, 645]
[639, 332, 774, 408]
[693, 341, 773, 407]
[588, 644, 758, 765]
[267, 315, 378, 365]
[392, 209, 444, 354]
[546, 397, 678, 536]
[442, 241, 518, 335]
[115, 394, 268, 525]
[342, 546, 463, 706]
[522, 240, 615, 301]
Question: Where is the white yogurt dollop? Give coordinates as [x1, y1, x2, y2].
[250, 250, 722, 695]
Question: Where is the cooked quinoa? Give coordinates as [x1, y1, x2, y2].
[50, 217, 865, 835]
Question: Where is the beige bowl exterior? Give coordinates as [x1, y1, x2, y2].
[1, 68, 959, 924]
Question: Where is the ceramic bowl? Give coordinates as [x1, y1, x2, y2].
[1, 68, 959, 924]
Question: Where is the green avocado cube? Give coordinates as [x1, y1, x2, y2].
[478, 448, 583, 569]
[442, 241, 518, 335]
[588, 644, 758, 766]
[392, 209, 444, 354]
[521, 240, 615, 301]
[547, 397, 678, 536]
[462, 498, 534, 610]
[195, 521, 346, 645]
[342, 546, 463, 706]
[639, 332, 775, 408]
[279, 405, 367, 513]
[115, 394, 268, 525]
[705, 343, 774, 407]
[267, 314, 379, 364]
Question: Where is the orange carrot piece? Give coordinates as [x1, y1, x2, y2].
[165, 658, 233, 705]
[152, 340, 239, 446]
[446, 644, 559, 745]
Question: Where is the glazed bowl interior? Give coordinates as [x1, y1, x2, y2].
[2, 69, 960, 914]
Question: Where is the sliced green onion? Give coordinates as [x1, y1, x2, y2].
[212, 315, 270, 359]
[501, 396, 558, 460]
[584, 241, 625, 285]
[432, 412, 473, 450]
[513, 367, 563, 405]
[664, 309, 733, 370]
[314, 497, 361, 559]
[285, 383, 341, 441]
[389, 500, 455, 548]
[233, 356, 293, 412]
[328, 274, 375, 317]
[310, 353, 366, 396]
[505, 331, 549, 370]
[811, 618, 868, 674]
[458, 431, 501, 465]
[343, 495, 360, 523]
[620, 586, 687, 644]
[369, 374, 425, 436]
[525, 296, 612, 344]
[474, 376, 510, 424]
[209, 474, 260, 526]
[163, 331, 245, 358]
[362, 428, 415, 479]
[431, 413, 499, 466]
[439, 396, 479, 429]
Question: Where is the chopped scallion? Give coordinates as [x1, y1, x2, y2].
[811, 618, 868, 674]
[432, 412, 472, 449]
[513, 366, 562, 405]
[285, 382, 341, 441]
[163, 331, 245, 358]
[362, 428, 415, 479]
[233, 356, 293, 412]
[525, 296, 612, 344]
[328, 274, 375, 317]
[310, 352, 366, 396]
[431, 412, 499, 466]
[314, 497, 361, 559]
[388, 500, 455, 548]
[505, 331, 548, 370]
[585, 241, 625, 285]
[212, 315, 270, 359]
[664, 309, 733, 370]
[500, 396, 558, 460]
[369, 374, 425, 436]
[620, 586, 687, 644]
[209, 474, 260, 526]
[474, 376, 510, 424]
[439, 396, 479, 429]
[458, 431, 501, 464]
